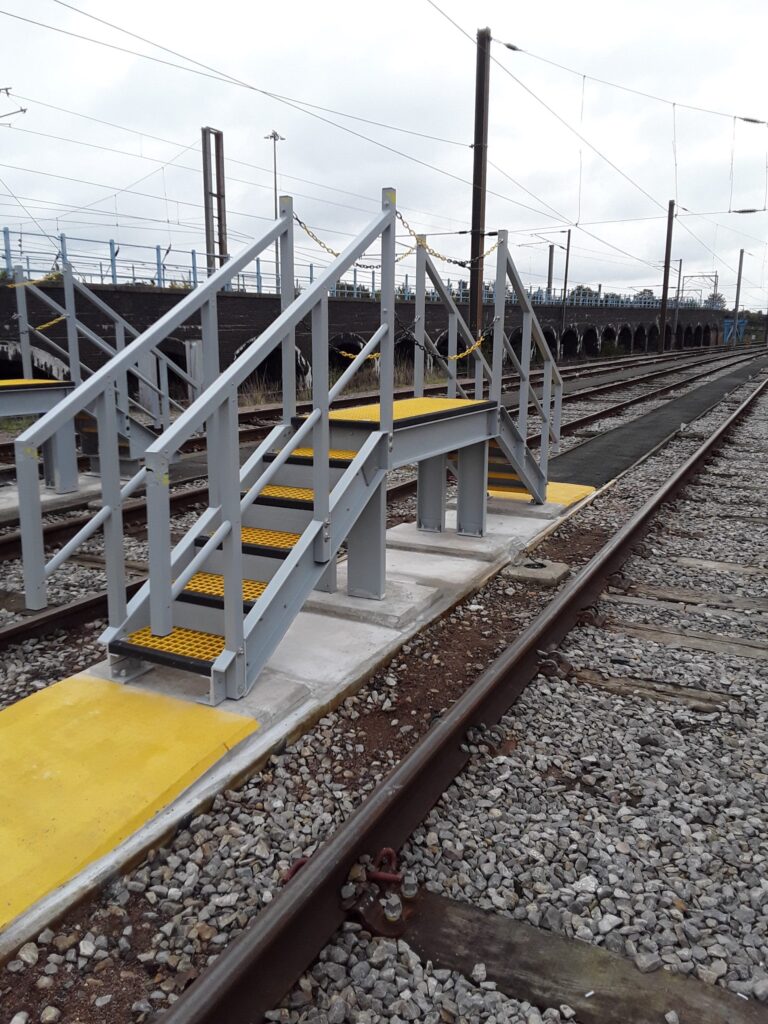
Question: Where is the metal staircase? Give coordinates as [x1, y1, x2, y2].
[6, 263, 199, 489]
[15, 190, 561, 705]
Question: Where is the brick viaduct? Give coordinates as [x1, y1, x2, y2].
[0, 283, 726, 379]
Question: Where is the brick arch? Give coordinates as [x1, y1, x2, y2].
[703, 323, 712, 346]
[560, 326, 579, 359]
[693, 323, 703, 347]
[617, 323, 633, 351]
[647, 324, 660, 351]
[633, 324, 647, 352]
[683, 324, 693, 348]
[581, 324, 600, 357]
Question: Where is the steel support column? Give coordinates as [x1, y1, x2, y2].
[417, 454, 447, 533]
[346, 479, 386, 599]
[457, 441, 488, 537]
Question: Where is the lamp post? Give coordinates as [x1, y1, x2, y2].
[265, 130, 285, 292]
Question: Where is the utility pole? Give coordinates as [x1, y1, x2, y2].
[469, 26, 491, 341]
[671, 258, 683, 343]
[547, 244, 554, 300]
[658, 199, 675, 350]
[732, 247, 744, 344]
[265, 130, 285, 292]
[559, 229, 571, 342]
[201, 127, 228, 276]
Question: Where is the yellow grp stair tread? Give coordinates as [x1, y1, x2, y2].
[260, 484, 314, 502]
[0, 675, 257, 929]
[241, 526, 300, 549]
[125, 625, 226, 662]
[290, 447, 356, 461]
[489, 481, 596, 507]
[185, 572, 268, 603]
[329, 397, 484, 424]
[0, 377, 61, 387]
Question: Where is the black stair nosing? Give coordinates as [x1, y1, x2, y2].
[253, 493, 314, 511]
[193, 534, 291, 559]
[108, 639, 212, 677]
[263, 451, 354, 469]
[177, 590, 257, 613]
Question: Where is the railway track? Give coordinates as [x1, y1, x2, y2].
[0, 345, 751, 473]
[0, 349, 763, 649]
[0, 346, 758, 545]
[156, 373, 768, 1024]
[1, 366, 766, 1023]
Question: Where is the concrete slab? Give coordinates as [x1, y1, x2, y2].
[386, 521, 509, 562]
[304, 565, 441, 629]
[0, 474, 101, 524]
[445, 510, 545, 551]
[503, 559, 571, 587]
[384, 546, 497, 591]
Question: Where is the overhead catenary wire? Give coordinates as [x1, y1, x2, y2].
[0, 8, 573, 227]
[492, 37, 768, 126]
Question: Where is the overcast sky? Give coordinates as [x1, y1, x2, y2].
[1, 0, 767, 308]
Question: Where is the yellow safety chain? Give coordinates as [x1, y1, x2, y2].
[396, 210, 501, 268]
[338, 349, 380, 361]
[34, 314, 65, 332]
[293, 213, 414, 269]
[446, 337, 484, 361]
[6, 272, 61, 289]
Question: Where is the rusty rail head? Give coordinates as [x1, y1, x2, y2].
[162, 372, 768, 1024]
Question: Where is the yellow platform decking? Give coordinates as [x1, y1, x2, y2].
[489, 481, 595, 507]
[329, 396, 485, 424]
[0, 675, 257, 928]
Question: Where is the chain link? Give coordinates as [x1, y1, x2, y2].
[293, 213, 414, 271]
[34, 314, 65, 332]
[396, 210, 500, 269]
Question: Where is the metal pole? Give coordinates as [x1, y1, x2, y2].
[3, 226, 11, 275]
[156, 246, 162, 288]
[546, 244, 554, 299]
[109, 239, 118, 285]
[201, 127, 216, 276]
[559, 229, 571, 347]
[732, 247, 744, 345]
[191, 249, 198, 287]
[214, 130, 228, 268]
[658, 199, 675, 350]
[469, 26, 491, 341]
[59, 232, 68, 264]
[671, 258, 682, 343]
[265, 130, 285, 294]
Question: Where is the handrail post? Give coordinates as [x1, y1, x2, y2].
[491, 230, 507, 405]
[114, 320, 128, 414]
[62, 261, 82, 384]
[13, 266, 33, 379]
[146, 449, 173, 636]
[539, 360, 553, 482]
[201, 296, 222, 507]
[219, 392, 244, 689]
[311, 295, 330, 560]
[279, 196, 296, 419]
[414, 236, 426, 397]
[16, 441, 46, 609]
[95, 388, 127, 626]
[518, 311, 532, 441]
[379, 188, 396, 437]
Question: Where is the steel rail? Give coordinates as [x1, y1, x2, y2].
[0, 349, 761, 555]
[162, 372, 768, 1024]
[0, 344, 753, 468]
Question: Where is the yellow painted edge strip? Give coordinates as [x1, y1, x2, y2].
[489, 481, 596, 508]
[0, 675, 258, 929]
[0, 378, 62, 387]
